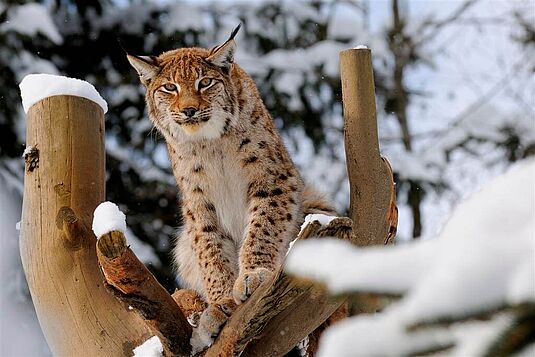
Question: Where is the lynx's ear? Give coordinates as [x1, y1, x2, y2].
[206, 24, 241, 69]
[127, 54, 160, 85]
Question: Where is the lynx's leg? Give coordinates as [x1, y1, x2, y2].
[177, 201, 239, 351]
[233, 168, 303, 303]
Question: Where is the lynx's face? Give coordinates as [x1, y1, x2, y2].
[128, 27, 240, 140]
[147, 49, 236, 139]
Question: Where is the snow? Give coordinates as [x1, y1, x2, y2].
[286, 238, 436, 294]
[287, 213, 338, 256]
[316, 305, 513, 357]
[286, 159, 535, 355]
[92, 201, 127, 238]
[165, 3, 204, 34]
[1, 3, 63, 45]
[287, 159, 534, 316]
[299, 213, 337, 234]
[354, 45, 369, 50]
[317, 305, 453, 357]
[400, 158, 534, 325]
[21, 145, 34, 158]
[133, 335, 163, 357]
[289, 213, 339, 254]
[297, 335, 310, 357]
[389, 150, 441, 182]
[19, 74, 108, 114]
[0, 177, 50, 355]
[190, 327, 213, 356]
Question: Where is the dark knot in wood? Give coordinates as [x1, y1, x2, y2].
[23, 145, 39, 173]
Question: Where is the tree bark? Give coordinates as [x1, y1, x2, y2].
[340, 48, 397, 246]
[97, 230, 192, 356]
[20, 96, 151, 356]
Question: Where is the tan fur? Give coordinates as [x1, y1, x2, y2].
[128, 29, 335, 349]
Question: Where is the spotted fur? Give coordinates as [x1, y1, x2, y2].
[128, 26, 335, 349]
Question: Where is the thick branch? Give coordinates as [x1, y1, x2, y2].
[340, 48, 397, 246]
[206, 218, 352, 357]
[96, 230, 192, 356]
[20, 96, 151, 356]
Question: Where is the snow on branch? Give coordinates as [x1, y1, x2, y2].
[92, 201, 126, 238]
[1, 3, 63, 45]
[286, 158, 535, 356]
[133, 335, 164, 357]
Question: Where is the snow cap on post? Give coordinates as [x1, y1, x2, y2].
[92, 201, 127, 238]
[19, 73, 108, 114]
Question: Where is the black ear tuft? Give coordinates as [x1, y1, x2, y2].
[229, 23, 241, 41]
[206, 25, 241, 69]
[116, 36, 128, 54]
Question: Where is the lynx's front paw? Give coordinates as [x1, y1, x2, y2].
[233, 268, 274, 304]
[189, 298, 236, 354]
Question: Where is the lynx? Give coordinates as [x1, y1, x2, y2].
[128, 25, 335, 350]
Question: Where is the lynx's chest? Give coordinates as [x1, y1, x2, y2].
[177, 141, 249, 243]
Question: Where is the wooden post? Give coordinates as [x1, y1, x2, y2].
[20, 96, 151, 356]
[340, 48, 397, 246]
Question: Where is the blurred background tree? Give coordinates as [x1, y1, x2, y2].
[0, 0, 533, 354]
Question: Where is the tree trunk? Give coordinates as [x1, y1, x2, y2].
[340, 48, 397, 246]
[390, 0, 423, 239]
[20, 96, 151, 356]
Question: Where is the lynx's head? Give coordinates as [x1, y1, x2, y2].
[128, 25, 244, 141]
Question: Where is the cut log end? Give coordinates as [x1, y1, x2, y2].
[97, 231, 127, 258]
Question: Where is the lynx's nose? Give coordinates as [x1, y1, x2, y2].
[182, 107, 197, 118]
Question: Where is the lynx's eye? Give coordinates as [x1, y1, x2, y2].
[162, 83, 178, 92]
[198, 77, 213, 90]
